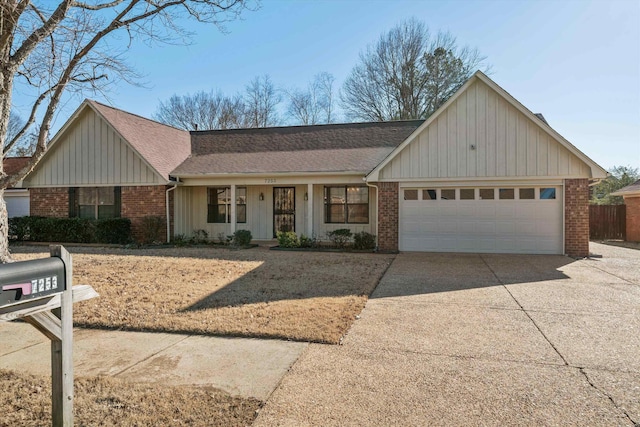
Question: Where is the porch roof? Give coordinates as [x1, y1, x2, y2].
[171, 120, 423, 176]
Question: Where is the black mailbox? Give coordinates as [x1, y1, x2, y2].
[0, 257, 66, 308]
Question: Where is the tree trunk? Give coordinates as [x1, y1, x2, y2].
[0, 189, 12, 263]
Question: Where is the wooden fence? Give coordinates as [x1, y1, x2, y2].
[590, 205, 626, 240]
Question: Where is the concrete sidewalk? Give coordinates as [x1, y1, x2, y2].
[255, 242, 640, 426]
[0, 323, 306, 401]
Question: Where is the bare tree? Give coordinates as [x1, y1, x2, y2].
[154, 91, 247, 130]
[245, 74, 281, 128]
[4, 111, 35, 156]
[0, 0, 253, 262]
[341, 18, 489, 122]
[286, 72, 336, 125]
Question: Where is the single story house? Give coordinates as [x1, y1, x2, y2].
[23, 71, 607, 256]
[4, 156, 31, 218]
[612, 179, 640, 242]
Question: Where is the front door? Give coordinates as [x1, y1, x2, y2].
[273, 187, 295, 237]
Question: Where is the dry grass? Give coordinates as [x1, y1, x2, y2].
[0, 369, 260, 426]
[11, 245, 394, 344]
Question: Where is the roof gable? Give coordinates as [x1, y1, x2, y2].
[172, 121, 423, 176]
[24, 100, 191, 187]
[89, 100, 190, 180]
[367, 71, 607, 181]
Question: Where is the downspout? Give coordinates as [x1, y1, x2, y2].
[364, 178, 379, 252]
[561, 181, 565, 255]
[166, 179, 179, 243]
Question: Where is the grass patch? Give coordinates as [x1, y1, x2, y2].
[0, 369, 260, 426]
[11, 246, 394, 344]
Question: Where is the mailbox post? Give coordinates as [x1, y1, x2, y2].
[0, 245, 98, 427]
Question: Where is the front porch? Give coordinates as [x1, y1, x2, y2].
[173, 180, 377, 242]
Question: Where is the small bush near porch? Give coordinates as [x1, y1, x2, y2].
[11, 246, 394, 344]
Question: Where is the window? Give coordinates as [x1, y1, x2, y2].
[207, 187, 246, 223]
[499, 188, 514, 200]
[404, 189, 418, 200]
[440, 189, 455, 200]
[540, 188, 556, 200]
[422, 189, 437, 200]
[70, 187, 120, 219]
[519, 188, 535, 200]
[460, 189, 475, 200]
[324, 186, 369, 224]
[479, 189, 494, 200]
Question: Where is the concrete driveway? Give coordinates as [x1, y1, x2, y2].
[256, 242, 640, 426]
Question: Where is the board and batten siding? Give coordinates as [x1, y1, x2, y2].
[379, 80, 591, 181]
[26, 108, 163, 187]
[174, 184, 377, 240]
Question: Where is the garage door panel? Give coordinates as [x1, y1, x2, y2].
[400, 186, 562, 254]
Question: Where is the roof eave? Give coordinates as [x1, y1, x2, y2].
[171, 170, 368, 179]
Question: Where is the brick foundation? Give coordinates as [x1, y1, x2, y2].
[30, 187, 69, 217]
[29, 185, 171, 243]
[624, 196, 640, 242]
[564, 178, 589, 257]
[377, 182, 399, 252]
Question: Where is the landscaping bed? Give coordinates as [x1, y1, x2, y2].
[11, 245, 395, 344]
[0, 369, 260, 426]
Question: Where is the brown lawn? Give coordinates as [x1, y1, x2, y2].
[11, 245, 395, 344]
[0, 369, 260, 427]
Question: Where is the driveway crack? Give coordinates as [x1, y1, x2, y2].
[479, 255, 569, 367]
[579, 367, 637, 425]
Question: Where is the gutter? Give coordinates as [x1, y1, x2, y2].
[166, 180, 179, 243]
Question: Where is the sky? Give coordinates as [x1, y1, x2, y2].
[11, 0, 640, 171]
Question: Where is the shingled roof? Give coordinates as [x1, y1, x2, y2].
[171, 120, 424, 176]
[611, 179, 640, 196]
[89, 100, 191, 181]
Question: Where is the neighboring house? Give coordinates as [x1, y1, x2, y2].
[23, 71, 607, 256]
[612, 179, 640, 242]
[22, 100, 191, 241]
[4, 156, 31, 218]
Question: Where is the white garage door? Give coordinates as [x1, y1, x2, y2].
[400, 187, 562, 254]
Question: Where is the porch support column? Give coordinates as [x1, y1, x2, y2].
[307, 183, 313, 236]
[230, 184, 236, 233]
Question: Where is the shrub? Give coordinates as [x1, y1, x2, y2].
[95, 218, 132, 244]
[140, 216, 165, 244]
[217, 232, 232, 245]
[277, 231, 299, 248]
[298, 234, 318, 248]
[29, 217, 95, 243]
[232, 229, 252, 247]
[327, 228, 352, 249]
[191, 229, 209, 244]
[353, 231, 376, 250]
[8, 216, 35, 241]
[172, 233, 190, 246]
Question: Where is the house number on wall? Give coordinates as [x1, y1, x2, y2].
[265, 179, 277, 184]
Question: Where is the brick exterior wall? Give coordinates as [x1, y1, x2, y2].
[29, 185, 170, 243]
[121, 185, 168, 242]
[30, 187, 69, 217]
[624, 196, 640, 242]
[564, 178, 590, 257]
[377, 182, 399, 252]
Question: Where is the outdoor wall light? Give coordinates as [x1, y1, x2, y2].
[304, 192, 308, 201]
[259, 192, 264, 201]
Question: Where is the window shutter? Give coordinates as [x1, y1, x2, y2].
[114, 186, 122, 217]
[68, 187, 77, 217]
